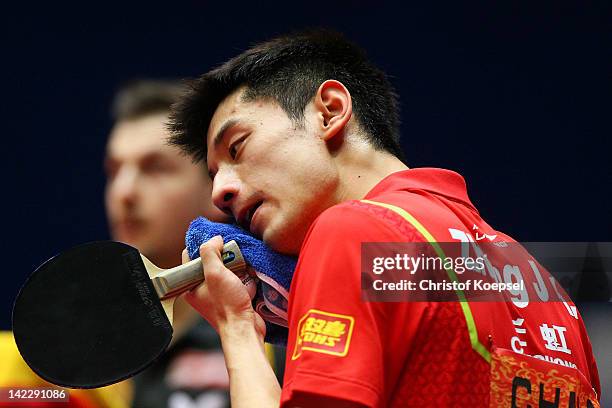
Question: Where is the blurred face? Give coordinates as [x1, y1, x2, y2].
[206, 89, 340, 255]
[105, 112, 227, 267]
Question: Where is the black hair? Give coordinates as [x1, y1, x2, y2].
[168, 29, 403, 162]
[111, 79, 187, 122]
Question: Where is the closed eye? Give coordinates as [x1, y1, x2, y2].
[229, 134, 248, 160]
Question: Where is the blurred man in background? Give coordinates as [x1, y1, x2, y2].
[104, 80, 232, 408]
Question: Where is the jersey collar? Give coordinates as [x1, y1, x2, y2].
[364, 168, 479, 213]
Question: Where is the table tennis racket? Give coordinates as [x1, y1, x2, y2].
[12, 240, 248, 389]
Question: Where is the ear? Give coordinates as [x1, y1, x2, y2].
[313, 80, 353, 142]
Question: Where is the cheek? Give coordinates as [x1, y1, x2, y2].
[156, 187, 199, 213]
[147, 196, 198, 239]
[104, 185, 120, 215]
[155, 178, 209, 216]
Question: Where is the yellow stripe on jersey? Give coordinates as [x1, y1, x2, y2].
[361, 199, 492, 363]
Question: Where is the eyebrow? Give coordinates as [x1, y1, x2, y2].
[213, 118, 240, 148]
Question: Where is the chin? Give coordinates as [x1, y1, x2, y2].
[263, 225, 304, 256]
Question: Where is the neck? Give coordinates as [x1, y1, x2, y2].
[151, 252, 181, 270]
[334, 138, 408, 202]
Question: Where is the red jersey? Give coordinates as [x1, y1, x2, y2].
[280, 168, 600, 407]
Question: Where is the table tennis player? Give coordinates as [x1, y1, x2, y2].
[169, 30, 601, 407]
[104, 79, 232, 408]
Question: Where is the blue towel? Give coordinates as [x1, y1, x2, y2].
[185, 217, 297, 345]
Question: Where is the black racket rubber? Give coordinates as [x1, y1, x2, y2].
[12, 241, 173, 388]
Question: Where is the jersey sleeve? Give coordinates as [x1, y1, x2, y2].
[280, 201, 427, 408]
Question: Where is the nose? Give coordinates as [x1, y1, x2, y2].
[109, 165, 139, 207]
[211, 168, 240, 218]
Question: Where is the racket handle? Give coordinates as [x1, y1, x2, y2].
[152, 240, 248, 299]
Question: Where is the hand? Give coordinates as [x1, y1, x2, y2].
[182, 236, 266, 341]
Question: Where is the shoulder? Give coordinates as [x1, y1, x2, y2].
[303, 200, 423, 246]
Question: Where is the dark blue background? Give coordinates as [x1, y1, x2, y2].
[2, 2, 610, 326]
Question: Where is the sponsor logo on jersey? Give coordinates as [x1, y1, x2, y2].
[291, 309, 354, 360]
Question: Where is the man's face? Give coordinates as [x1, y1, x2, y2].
[105, 112, 227, 267]
[206, 89, 340, 255]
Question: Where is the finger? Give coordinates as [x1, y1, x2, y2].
[199, 236, 225, 280]
[181, 248, 190, 264]
[184, 279, 208, 304]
